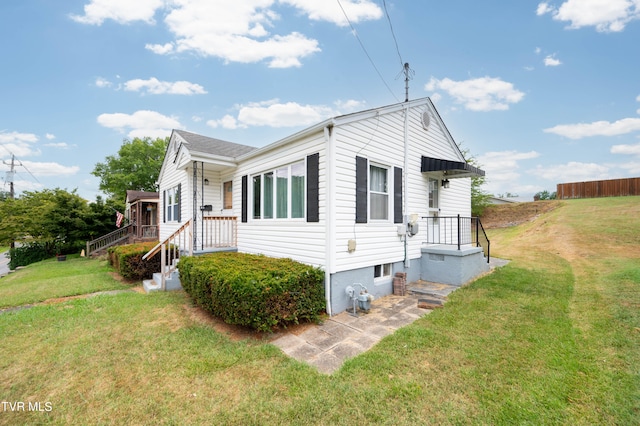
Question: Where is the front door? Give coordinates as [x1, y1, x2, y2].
[427, 178, 440, 243]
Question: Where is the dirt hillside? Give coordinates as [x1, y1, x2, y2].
[480, 200, 561, 229]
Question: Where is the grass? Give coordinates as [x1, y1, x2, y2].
[0, 197, 638, 424]
[0, 255, 133, 308]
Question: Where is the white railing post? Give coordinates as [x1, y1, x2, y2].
[160, 243, 166, 291]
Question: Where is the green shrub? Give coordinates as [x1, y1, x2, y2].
[8, 241, 53, 269]
[108, 242, 161, 280]
[179, 252, 325, 332]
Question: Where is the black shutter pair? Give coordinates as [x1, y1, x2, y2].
[241, 153, 320, 223]
[355, 156, 403, 224]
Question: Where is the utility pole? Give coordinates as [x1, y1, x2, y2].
[3, 154, 16, 249]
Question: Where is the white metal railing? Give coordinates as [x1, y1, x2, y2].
[142, 219, 193, 290]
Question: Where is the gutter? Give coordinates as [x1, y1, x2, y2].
[324, 124, 336, 316]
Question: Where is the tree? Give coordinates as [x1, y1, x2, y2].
[92, 136, 168, 201]
[534, 190, 557, 201]
[458, 145, 491, 216]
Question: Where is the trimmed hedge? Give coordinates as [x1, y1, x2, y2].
[108, 242, 161, 280]
[179, 252, 325, 332]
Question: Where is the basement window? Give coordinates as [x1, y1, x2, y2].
[374, 263, 392, 280]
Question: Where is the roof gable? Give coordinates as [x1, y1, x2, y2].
[174, 130, 256, 158]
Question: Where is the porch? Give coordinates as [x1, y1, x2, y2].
[420, 215, 491, 286]
[142, 216, 237, 292]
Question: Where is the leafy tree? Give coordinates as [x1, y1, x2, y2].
[534, 190, 557, 201]
[0, 189, 124, 254]
[458, 145, 491, 216]
[92, 136, 168, 201]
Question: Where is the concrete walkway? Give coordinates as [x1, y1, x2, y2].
[272, 281, 458, 374]
[272, 258, 509, 374]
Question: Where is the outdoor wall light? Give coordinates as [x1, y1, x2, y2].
[204, 178, 209, 186]
[441, 179, 450, 188]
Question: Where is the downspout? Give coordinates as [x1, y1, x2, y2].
[403, 102, 410, 268]
[324, 124, 336, 316]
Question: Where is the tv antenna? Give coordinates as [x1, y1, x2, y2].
[397, 62, 415, 102]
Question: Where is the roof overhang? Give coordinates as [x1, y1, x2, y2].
[421, 156, 485, 178]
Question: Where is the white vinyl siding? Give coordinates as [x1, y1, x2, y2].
[369, 164, 389, 220]
[235, 132, 326, 267]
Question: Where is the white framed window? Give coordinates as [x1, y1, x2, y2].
[252, 161, 305, 220]
[164, 185, 180, 222]
[370, 164, 389, 220]
[223, 181, 233, 210]
[374, 263, 392, 280]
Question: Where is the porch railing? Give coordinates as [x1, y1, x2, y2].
[142, 219, 193, 290]
[422, 215, 490, 262]
[200, 216, 237, 249]
[86, 224, 132, 256]
[139, 225, 158, 239]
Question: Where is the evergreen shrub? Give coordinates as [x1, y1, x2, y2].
[179, 252, 325, 332]
[108, 242, 161, 280]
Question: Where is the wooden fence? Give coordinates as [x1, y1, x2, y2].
[556, 177, 640, 200]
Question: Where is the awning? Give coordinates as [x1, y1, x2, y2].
[420, 156, 485, 178]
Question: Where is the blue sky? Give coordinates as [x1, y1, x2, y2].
[1, 0, 639, 201]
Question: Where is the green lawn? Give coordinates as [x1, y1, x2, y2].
[0, 197, 638, 425]
[0, 255, 133, 308]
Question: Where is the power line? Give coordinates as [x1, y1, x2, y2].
[382, 0, 403, 67]
[336, 0, 400, 102]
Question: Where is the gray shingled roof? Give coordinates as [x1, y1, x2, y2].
[174, 129, 256, 158]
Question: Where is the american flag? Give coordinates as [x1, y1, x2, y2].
[115, 211, 124, 228]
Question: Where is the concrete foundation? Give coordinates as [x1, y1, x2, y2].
[420, 245, 490, 286]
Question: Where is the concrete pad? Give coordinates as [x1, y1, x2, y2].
[271, 279, 468, 374]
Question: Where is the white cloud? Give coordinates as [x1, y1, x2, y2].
[145, 43, 174, 55]
[20, 161, 79, 177]
[532, 161, 610, 182]
[611, 142, 640, 155]
[538, 0, 640, 32]
[474, 150, 540, 196]
[544, 117, 640, 139]
[74, 0, 383, 68]
[207, 99, 362, 129]
[45, 133, 56, 140]
[0, 131, 40, 157]
[536, 2, 554, 16]
[44, 142, 71, 149]
[544, 54, 562, 66]
[150, 0, 321, 67]
[207, 114, 241, 130]
[425, 76, 525, 111]
[70, 0, 163, 25]
[124, 77, 207, 95]
[95, 77, 112, 88]
[97, 110, 182, 139]
[280, 0, 382, 27]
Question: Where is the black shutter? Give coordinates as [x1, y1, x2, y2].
[177, 183, 181, 222]
[394, 167, 403, 224]
[355, 156, 368, 223]
[307, 153, 320, 222]
[241, 175, 248, 223]
[163, 190, 166, 223]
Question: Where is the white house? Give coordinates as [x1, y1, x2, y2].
[151, 97, 489, 314]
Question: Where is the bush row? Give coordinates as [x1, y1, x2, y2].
[179, 252, 325, 332]
[8, 242, 52, 269]
[108, 242, 161, 280]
